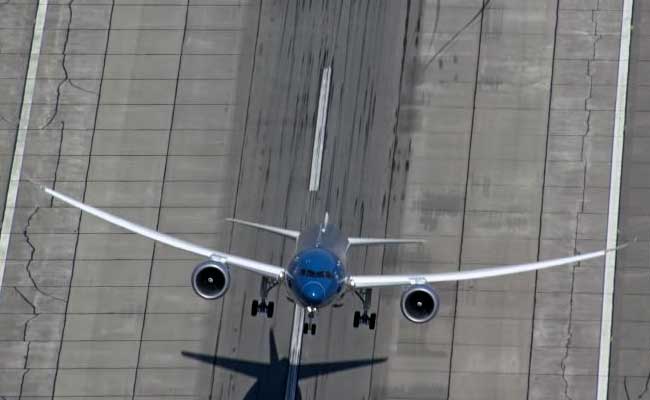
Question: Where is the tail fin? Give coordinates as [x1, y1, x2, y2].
[269, 330, 279, 364]
[227, 218, 299, 240]
[320, 212, 330, 233]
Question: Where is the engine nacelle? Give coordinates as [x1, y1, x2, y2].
[191, 261, 230, 300]
[400, 285, 440, 323]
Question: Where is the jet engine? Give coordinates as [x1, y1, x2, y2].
[400, 285, 440, 323]
[191, 260, 230, 300]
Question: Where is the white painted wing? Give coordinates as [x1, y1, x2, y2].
[41, 185, 285, 279]
[226, 218, 299, 239]
[348, 245, 625, 288]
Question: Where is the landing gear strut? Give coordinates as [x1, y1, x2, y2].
[250, 277, 278, 318]
[353, 288, 376, 330]
[303, 307, 317, 335]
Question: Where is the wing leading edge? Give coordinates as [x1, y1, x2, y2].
[348, 244, 627, 289]
[39, 184, 285, 280]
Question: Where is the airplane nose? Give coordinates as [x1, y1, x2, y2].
[303, 282, 325, 302]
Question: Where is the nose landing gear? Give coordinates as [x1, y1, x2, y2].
[303, 307, 317, 335]
[352, 288, 376, 330]
[303, 322, 316, 335]
[250, 277, 278, 319]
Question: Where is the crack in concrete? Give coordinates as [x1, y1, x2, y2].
[0, 112, 18, 127]
[625, 376, 632, 400]
[632, 239, 650, 397]
[16, 339, 33, 400]
[69, 79, 98, 95]
[637, 368, 650, 399]
[51, 121, 65, 200]
[23, 207, 66, 302]
[426, 0, 441, 49]
[14, 287, 35, 314]
[17, 367, 29, 400]
[41, 0, 78, 130]
[559, 263, 576, 400]
[24, 340, 30, 367]
[421, 0, 492, 72]
[21, 314, 38, 342]
[559, 117, 590, 399]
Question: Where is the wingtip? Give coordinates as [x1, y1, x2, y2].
[606, 241, 632, 253]
[25, 177, 47, 191]
[617, 241, 632, 250]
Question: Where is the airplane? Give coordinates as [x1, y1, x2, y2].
[35, 182, 625, 335]
[181, 330, 386, 399]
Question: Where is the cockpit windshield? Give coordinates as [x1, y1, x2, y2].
[300, 269, 334, 279]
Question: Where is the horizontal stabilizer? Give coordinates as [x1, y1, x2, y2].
[227, 218, 300, 240]
[348, 237, 426, 247]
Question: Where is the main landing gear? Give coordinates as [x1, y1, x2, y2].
[303, 307, 317, 335]
[250, 277, 278, 318]
[353, 288, 377, 330]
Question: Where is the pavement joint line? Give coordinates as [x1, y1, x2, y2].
[0, 0, 48, 294]
[309, 66, 332, 192]
[597, 0, 634, 398]
[285, 305, 305, 400]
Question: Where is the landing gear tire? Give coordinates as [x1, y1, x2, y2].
[303, 322, 317, 335]
[251, 300, 275, 318]
[250, 277, 279, 319]
[251, 300, 259, 316]
[352, 311, 377, 330]
[368, 313, 377, 330]
[353, 289, 376, 330]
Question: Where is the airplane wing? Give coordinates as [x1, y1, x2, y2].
[38, 184, 285, 280]
[347, 244, 626, 288]
[227, 218, 300, 239]
[348, 237, 426, 246]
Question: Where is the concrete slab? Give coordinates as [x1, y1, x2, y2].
[62, 314, 144, 341]
[108, 29, 184, 54]
[58, 341, 140, 368]
[54, 369, 135, 397]
[111, 5, 187, 29]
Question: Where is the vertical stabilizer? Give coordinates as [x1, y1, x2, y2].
[321, 212, 329, 233]
[269, 330, 279, 364]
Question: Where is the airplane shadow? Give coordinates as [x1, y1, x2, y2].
[182, 330, 387, 399]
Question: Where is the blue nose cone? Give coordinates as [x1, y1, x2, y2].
[303, 282, 326, 303]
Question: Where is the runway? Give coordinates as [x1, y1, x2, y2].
[0, 0, 635, 399]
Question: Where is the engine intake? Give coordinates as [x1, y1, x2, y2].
[191, 261, 230, 300]
[400, 285, 439, 323]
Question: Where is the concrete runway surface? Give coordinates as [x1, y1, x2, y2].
[0, 0, 640, 399]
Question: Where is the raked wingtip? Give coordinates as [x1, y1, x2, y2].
[25, 177, 47, 191]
